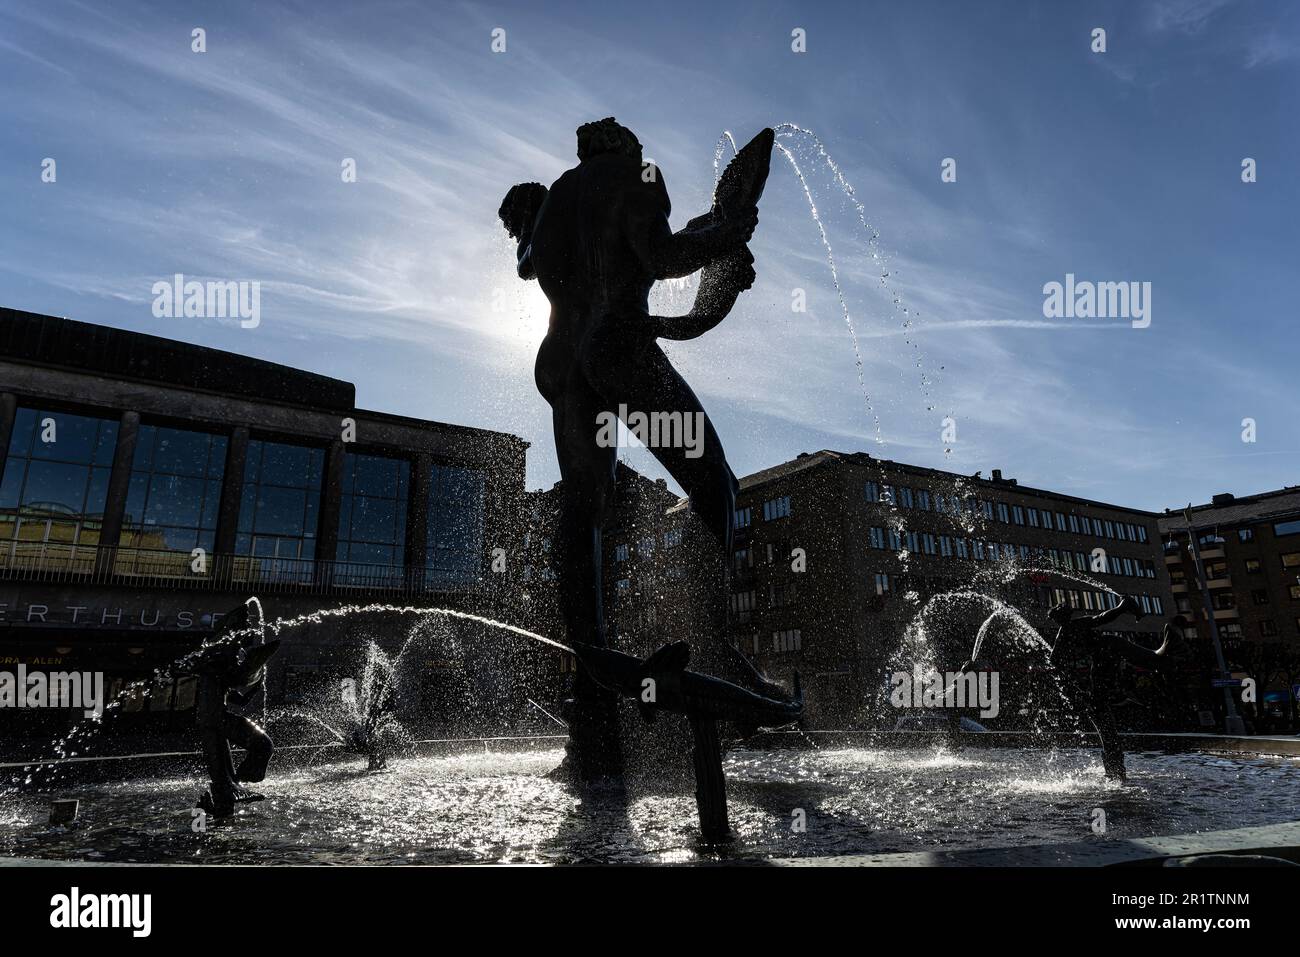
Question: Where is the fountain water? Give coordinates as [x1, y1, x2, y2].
[269, 641, 414, 771]
[2, 123, 1290, 865]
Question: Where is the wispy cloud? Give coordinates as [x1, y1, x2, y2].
[1, 0, 1295, 510]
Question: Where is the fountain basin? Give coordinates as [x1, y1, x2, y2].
[2, 740, 1297, 865]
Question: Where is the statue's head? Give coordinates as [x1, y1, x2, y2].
[213, 597, 264, 645]
[576, 117, 642, 163]
[498, 181, 548, 240]
[1047, 602, 1074, 625]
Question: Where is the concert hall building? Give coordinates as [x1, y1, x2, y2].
[0, 307, 530, 744]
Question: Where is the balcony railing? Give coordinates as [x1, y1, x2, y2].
[0, 541, 484, 599]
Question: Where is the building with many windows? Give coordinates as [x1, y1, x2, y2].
[1158, 488, 1300, 730]
[0, 308, 530, 742]
[537, 451, 1178, 729]
[728, 451, 1175, 725]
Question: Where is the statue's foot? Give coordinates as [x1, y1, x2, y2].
[545, 751, 625, 792]
[197, 789, 235, 819]
[544, 759, 572, 783]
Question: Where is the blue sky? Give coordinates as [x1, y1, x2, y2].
[2, 0, 1297, 511]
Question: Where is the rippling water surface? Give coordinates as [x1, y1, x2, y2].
[3, 747, 1296, 864]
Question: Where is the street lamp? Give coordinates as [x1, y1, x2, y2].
[1183, 505, 1246, 735]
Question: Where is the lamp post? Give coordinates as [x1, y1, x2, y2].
[1183, 506, 1246, 735]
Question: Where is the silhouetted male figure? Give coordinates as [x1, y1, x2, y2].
[500, 118, 782, 781]
[1049, 598, 1177, 781]
[190, 599, 279, 816]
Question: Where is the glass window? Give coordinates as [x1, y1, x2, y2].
[426, 464, 485, 587]
[763, 495, 791, 521]
[235, 439, 324, 577]
[119, 424, 227, 575]
[0, 407, 119, 567]
[336, 452, 409, 583]
[1272, 521, 1300, 538]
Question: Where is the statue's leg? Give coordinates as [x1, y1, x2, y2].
[580, 332, 785, 700]
[226, 713, 274, 784]
[195, 678, 238, 815]
[550, 372, 623, 782]
[1090, 693, 1127, 781]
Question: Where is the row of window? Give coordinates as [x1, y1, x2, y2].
[0, 407, 484, 583]
[864, 481, 1149, 543]
[869, 571, 1166, 616]
[865, 527, 1157, 578]
[1218, 619, 1300, 640]
[729, 582, 797, 620]
[755, 629, 802, 653]
[612, 527, 685, 563]
[734, 495, 793, 529]
[731, 541, 792, 573]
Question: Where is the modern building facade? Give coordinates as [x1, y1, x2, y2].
[1158, 488, 1300, 730]
[0, 308, 532, 742]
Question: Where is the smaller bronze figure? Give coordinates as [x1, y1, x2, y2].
[187, 598, 280, 817]
[343, 658, 398, 772]
[1049, 597, 1179, 781]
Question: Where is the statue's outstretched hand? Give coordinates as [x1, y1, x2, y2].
[717, 205, 758, 246]
[721, 250, 756, 291]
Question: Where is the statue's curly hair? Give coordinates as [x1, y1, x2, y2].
[576, 117, 643, 162]
[498, 182, 548, 239]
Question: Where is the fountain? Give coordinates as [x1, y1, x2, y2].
[269, 640, 413, 772]
[2, 120, 1297, 867]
